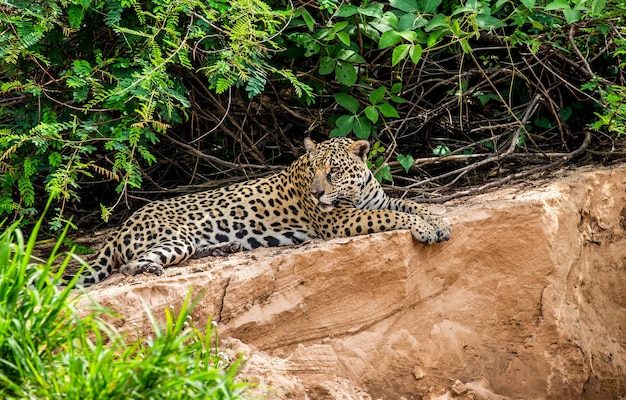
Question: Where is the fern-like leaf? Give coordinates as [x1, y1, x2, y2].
[18, 179, 35, 207]
[90, 164, 120, 182]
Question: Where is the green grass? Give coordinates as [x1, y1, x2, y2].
[0, 214, 248, 399]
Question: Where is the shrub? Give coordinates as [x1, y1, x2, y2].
[0, 207, 247, 399]
[279, 0, 621, 188]
[0, 0, 311, 227]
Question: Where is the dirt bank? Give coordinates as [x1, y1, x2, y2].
[78, 165, 626, 399]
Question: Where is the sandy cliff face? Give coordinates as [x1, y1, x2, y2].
[80, 165, 626, 399]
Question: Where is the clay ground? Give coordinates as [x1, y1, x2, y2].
[73, 164, 626, 399]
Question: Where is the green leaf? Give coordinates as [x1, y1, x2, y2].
[379, 30, 402, 49]
[397, 153, 415, 173]
[374, 158, 393, 182]
[534, 117, 552, 129]
[369, 87, 386, 105]
[353, 116, 372, 139]
[427, 29, 447, 46]
[409, 43, 423, 64]
[425, 14, 448, 32]
[319, 56, 336, 75]
[337, 49, 366, 63]
[297, 8, 315, 31]
[377, 103, 400, 118]
[389, 0, 419, 13]
[433, 144, 451, 155]
[392, 44, 411, 66]
[315, 27, 334, 41]
[465, 0, 479, 11]
[560, 106, 573, 121]
[520, 0, 536, 9]
[335, 61, 357, 85]
[418, 0, 442, 13]
[364, 106, 379, 123]
[398, 13, 421, 31]
[591, 0, 606, 15]
[370, 11, 399, 32]
[330, 115, 355, 137]
[48, 152, 62, 167]
[475, 92, 501, 105]
[360, 3, 384, 18]
[398, 31, 418, 42]
[516, 132, 526, 147]
[288, 32, 320, 56]
[72, 60, 91, 77]
[336, 32, 351, 46]
[335, 93, 360, 114]
[390, 95, 406, 104]
[562, 8, 581, 23]
[66, 76, 86, 89]
[450, 19, 461, 36]
[67, 5, 85, 28]
[335, 5, 359, 17]
[475, 14, 505, 29]
[580, 81, 598, 91]
[391, 83, 403, 94]
[371, 141, 386, 154]
[459, 38, 472, 53]
[545, 0, 571, 10]
[334, 21, 350, 32]
[1, 80, 23, 93]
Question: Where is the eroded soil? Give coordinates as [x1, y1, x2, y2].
[74, 164, 626, 399]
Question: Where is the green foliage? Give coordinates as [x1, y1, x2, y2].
[330, 86, 402, 139]
[433, 144, 451, 156]
[584, 81, 626, 137]
[197, 0, 314, 99]
[0, 0, 624, 225]
[0, 211, 248, 399]
[280, 0, 621, 181]
[397, 153, 414, 173]
[283, 0, 466, 138]
[366, 141, 393, 182]
[0, 0, 313, 226]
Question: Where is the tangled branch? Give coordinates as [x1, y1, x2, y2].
[171, 30, 613, 204]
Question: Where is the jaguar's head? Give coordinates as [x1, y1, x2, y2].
[304, 137, 371, 212]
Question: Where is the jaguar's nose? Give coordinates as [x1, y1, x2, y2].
[311, 188, 325, 199]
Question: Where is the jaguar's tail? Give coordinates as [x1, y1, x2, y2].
[61, 242, 116, 287]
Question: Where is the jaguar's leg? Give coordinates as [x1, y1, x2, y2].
[118, 240, 195, 276]
[193, 241, 243, 258]
[317, 209, 441, 244]
[387, 198, 451, 242]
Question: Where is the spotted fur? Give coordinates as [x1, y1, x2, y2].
[67, 137, 450, 285]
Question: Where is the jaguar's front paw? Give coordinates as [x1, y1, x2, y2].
[195, 241, 243, 258]
[143, 263, 164, 276]
[411, 220, 439, 244]
[434, 219, 451, 242]
[420, 213, 450, 242]
[120, 261, 164, 276]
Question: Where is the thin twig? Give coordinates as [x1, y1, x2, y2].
[189, 87, 232, 145]
[403, 94, 542, 189]
[568, 24, 594, 79]
[408, 130, 591, 203]
[164, 134, 281, 171]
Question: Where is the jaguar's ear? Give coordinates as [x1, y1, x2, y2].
[349, 140, 370, 162]
[304, 137, 316, 153]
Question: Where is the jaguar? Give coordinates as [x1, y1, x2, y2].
[67, 137, 450, 285]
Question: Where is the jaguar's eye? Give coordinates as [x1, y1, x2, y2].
[329, 166, 339, 175]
